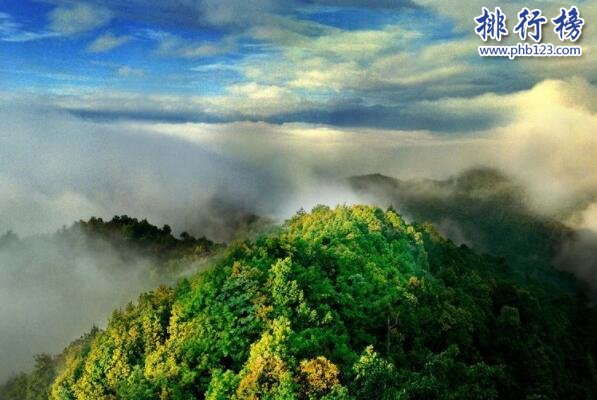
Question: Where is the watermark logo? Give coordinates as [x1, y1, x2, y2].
[475, 6, 584, 58]
[475, 7, 508, 41]
[513, 8, 547, 42]
[552, 6, 584, 42]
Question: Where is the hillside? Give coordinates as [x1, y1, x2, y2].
[0, 216, 219, 386]
[2, 205, 595, 399]
[348, 169, 585, 294]
[0, 215, 219, 277]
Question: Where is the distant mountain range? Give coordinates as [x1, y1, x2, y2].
[348, 168, 594, 296]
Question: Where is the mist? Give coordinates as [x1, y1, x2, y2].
[0, 228, 172, 381]
[1, 77, 597, 382]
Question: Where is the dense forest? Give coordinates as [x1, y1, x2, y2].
[0, 215, 219, 279]
[2, 205, 595, 399]
[349, 168, 588, 294]
[1, 214, 216, 257]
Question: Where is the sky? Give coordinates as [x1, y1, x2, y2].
[0, 0, 595, 235]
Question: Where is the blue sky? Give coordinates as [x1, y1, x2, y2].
[1, 0, 593, 132]
[1, 1, 432, 96]
[0, 0, 595, 241]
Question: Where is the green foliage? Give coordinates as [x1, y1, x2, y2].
[3, 205, 596, 399]
[348, 169, 580, 293]
[72, 215, 218, 262]
[0, 354, 59, 400]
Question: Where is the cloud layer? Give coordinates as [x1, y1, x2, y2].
[0, 77, 596, 383]
[1, 78, 595, 239]
[48, 2, 112, 35]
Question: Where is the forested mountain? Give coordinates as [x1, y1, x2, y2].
[0, 216, 219, 388]
[0, 215, 217, 261]
[2, 205, 595, 399]
[0, 215, 218, 276]
[348, 168, 588, 294]
[66, 215, 218, 266]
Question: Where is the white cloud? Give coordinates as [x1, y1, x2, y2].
[411, 0, 597, 83]
[88, 32, 130, 52]
[48, 3, 112, 35]
[395, 77, 596, 214]
[122, 119, 489, 190]
[573, 203, 597, 232]
[489, 78, 597, 213]
[117, 66, 145, 78]
[205, 82, 312, 116]
[190, 62, 242, 73]
[199, 0, 282, 27]
[1, 77, 595, 233]
[241, 21, 485, 96]
[131, 78, 597, 218]
[140, 29, 235, 58]
[0, 12, 58, 42]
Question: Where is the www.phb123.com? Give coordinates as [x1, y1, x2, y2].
[478, 43, 582, 59]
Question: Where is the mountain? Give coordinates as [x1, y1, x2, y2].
[0, 215, 219, 276]
[348, 168, 586, 294]
[3, 205, 595, 399]
[0, 216, 219, 386]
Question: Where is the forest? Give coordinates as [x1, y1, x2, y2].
[3, 0, 596, 397]
[1, 203, 595, 399]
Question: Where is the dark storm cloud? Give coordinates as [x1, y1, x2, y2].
[272, 101, 506, 133]
[64, 98, 505, 133]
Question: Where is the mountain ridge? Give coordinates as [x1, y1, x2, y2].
[2, 205, 595, 400]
